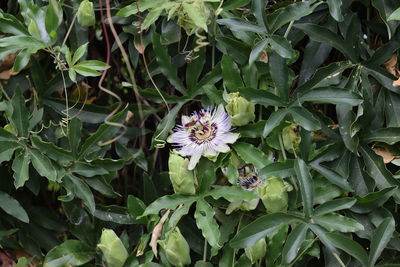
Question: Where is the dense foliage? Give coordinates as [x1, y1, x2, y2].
[1, 0, 400, 266]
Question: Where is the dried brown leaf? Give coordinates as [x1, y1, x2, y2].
[149, 209, 170, 258]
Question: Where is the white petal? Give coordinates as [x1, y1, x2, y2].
[203, 148, 217, 157]
[169, 131, 191, 145]
[181, 115, 190, 125]
[222, 133, 240, 144]
[188, 152, 202, 170]
[215, 144, 230, 153]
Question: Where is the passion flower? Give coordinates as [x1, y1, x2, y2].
[168, 105, 239, 170]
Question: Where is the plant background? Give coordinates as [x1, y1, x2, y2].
[0, 0, 400, 266]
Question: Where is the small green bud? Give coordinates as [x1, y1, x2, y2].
[282, 123, 301, 154]
[245, 238, 267, 264]
[258, 177, 291, 213]
[159, 227, 191, 267]
[97, 229, 128, 267]
[225, 92, 255, 126]
[77, 0, 95, 27]
[168, 152, 196, 195]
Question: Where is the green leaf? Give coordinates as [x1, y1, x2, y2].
[72, 60, 109, 77]
[215, 36, 251, 65]
[182, 3, 208, 32]
[72, 66, 100, 77]
[238, 87, 286, 107]
[141, 194, 197, 217]
[141, 8, 162, 31]
[310, 163, 353, 192]
[79, 107, 127, 158]
[69, 117, 82, 157]
[0, 128, 18, 141]
[294, 159, 314, 218]
[127, 195, 146, 223]
[152, 32, 187, 95]
[351, 187, 397, 214]
[0, 10, 29, 35]
[294, 23, 357, 62]
[297, 87, 363, 105]
[168, 203, 192, 229]
[327, 0, 343, 21]
[196, 158, 216, 193]
[314, 213, 364, 232]
[269, 52, 289, 102]
[362, 128, 400, 145]
[207, 186, 258, 202]
[251, 0, 267, 27]
[221, 55, 244, 91]
[232, 142, 270, 169]
[235, 120, 266, 138]
[296, 61, 354, 93]
[12, 149, 30, 189]
[249, 39, 268, 65]
[70, 162, 109, 177]
[388, 7, 400, 20]
[31, 136, 74, 165]
[152, 101, 186, 148]
[263, 109, 289, 137]
[43, 240, 94, 267]
[10, 86, 29, 137]
[0, 141, 19, 164]
[116, 0, 165, 17]
[72, 42, 88, 65]
[93, 205, 135, 224]
[359, 145, 400, 203]
[13, 50, 31, 72]
[372, 0, 400, 39]
[230, 213, 303, 248]
[325, 233, 368, 266]
[281, 223, 309, 264]
[266, 2, 320, 33]
[29, 148, 57, 182]
[86, 177, 120, 198]
[0, 191, 29, 223]
[217, 18, 266, 34]
[336, 104, 359, 153]
[186, 46, 205, 91]
[63, 174, 95, 214]
[269, 35, 297, 59]
[259, 160, 296, 178]
[314, 198, 356, 216]
[45, 0, 63, 37]
[289, 107, 321, 131]
[369, 217, 395, 267]
[28, 108, 44, 131]
[195, 199, 221, 248]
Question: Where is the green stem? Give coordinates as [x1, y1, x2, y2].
[284, 20, 295, 38]
[232, 213, 244, 267]
[203, 239, 208, 261]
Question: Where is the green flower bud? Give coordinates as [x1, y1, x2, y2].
[225, 92, 255, 126]
[245, 238, 267, 264]
[226, 199, 259, 215]
[77, 0, 95, 27]
[97, 229, 128, 267]
[282, 123, 301, 154]
[159, 227, 191, 267]
[168, 152, 196, 195]
[258, 177, 292, 213]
